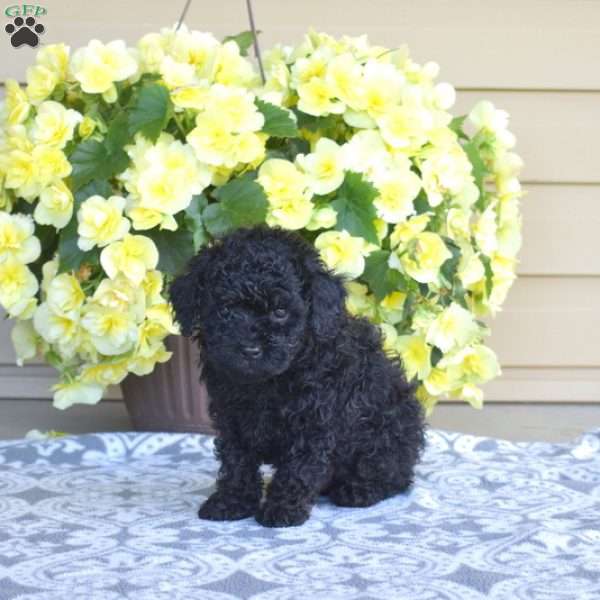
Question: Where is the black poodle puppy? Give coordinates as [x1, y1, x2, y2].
[170, 226, 426, 527]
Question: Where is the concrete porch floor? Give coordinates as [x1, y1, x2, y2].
[0, 399, 598, 442]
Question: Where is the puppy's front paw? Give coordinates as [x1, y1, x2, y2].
[256, 502, 310, 528]
[198, 492, 256, 521]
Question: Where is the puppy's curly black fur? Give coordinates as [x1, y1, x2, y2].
[170, 226, 426, 527]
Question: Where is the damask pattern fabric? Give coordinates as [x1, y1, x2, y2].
[0, 429, 599, 599]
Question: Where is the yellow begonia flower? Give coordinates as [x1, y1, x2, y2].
[52, 380, 103, 410]
[33, 303, 80, 358]
[379, 291, 406, 325]
[31, 101, 82, 149]
[36, 43, 70, 80]
[70, 39, 138, 94]
[123, 133, 211, 221]
[25, 65, 59, 105]
[170, 82, 211, 110]
[377, 104, 432, 150]
[205, 84, 264, 133]
[291, 47, 332, 87]
[421, 143, 474, 207]
[142, 270, 164, 306]
[80, 360, 130, 386]
[297, 77, 344, 116]
[458, 250, 485, 289]
[0, 213, 41, 264]
[187, 112, 237, 167]
[126, 207, 176, 232]
[11, 319, 38, 366]
[78, 116, 97, 139]
[258, 159, 314, 230]
[325, 53, 364, 109]
[426, 302, 479, 353]
[379, 323, 399, 354]
[446, 208, 471, 242]
[77, 195, 130, 251]
[128, 342, 172, 377]
[454, 383, 484, 410]
[314, 230, 371, 279]
[361, 61, 404, 120]
[474, 206, 498, 257]
[35, 145, 72, 186]
[468, 101, 516, 150]
[81, 303, 138, 356]
[397, 231, 452, 284]
[137, 31, 167, 72]
[345, 281, 377, 320]
[396, 334, 432, 380]
[341, 130, 389, 178]
[34, 180, 73, 229]
[306, 206, 337, 231]
[93, 276, 146, 322]
[3, 80, 30, 125]
[4, 143, 72, 201]
[46, 273, 85, 318]
[296, 137, 345, 195]
[41, 258, 58, 295]
[424, 367, 457, 397]
[159, 56, 196, 89]
[213, 40, 257, 87]
[372, 169, 421, 224]
[441, 344, 500, 385]
[100, 234, 159, 286]
[390, 214, 431, 248]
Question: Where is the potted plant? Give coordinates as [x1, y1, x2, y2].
[0, 26, 522, 431]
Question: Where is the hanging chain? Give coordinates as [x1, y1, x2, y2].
[246, 0, 266, 84]
[174, 0, 266, 84]
[175, 0, 192, 31]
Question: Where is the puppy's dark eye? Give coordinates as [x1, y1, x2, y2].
[272, 307, 288, 320]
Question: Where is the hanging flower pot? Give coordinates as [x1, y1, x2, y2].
[1, 25, 522, 429]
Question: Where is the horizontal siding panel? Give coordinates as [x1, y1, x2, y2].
[457, 91, 600, 183]
[489, 276, 600, 367]
[519, 184, 600, 276]
[0, 0, 599, 89]
[482, 367, 600, 403]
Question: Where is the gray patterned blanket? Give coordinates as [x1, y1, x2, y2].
[0, 429, 599, 600]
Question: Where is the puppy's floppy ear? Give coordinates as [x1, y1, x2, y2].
[301, 249, 347, 341]
[169, 249, 212, 337]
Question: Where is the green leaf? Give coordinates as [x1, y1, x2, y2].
[413, 190, 430, 215]
[294, 110, 338, 133]
[202, 204, 231, 238]
[440, 238, 461, 287]
[361, 250, 406, 300]
[332, 172, 379, 244]
[128, 83, 173, 142]
[213, 174, 269, 229]
[223, 30, 259, 56]
[480, 254, 494, 297]
[256, 99, 299, 138]
[185, 194, 209, 250]
[449, 115, 469, 141]
[69, 140, 107, 190]
[464, 140, 488, 192]
[144, 226, 195, 276]
[105, 111, 132, 153]
[69, 138, 129, 191]
[431, 346, 443, 367]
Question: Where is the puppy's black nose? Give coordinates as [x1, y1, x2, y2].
[241, 345, 262, 358]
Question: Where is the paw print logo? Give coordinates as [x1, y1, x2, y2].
[5, 16, 45, 48]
